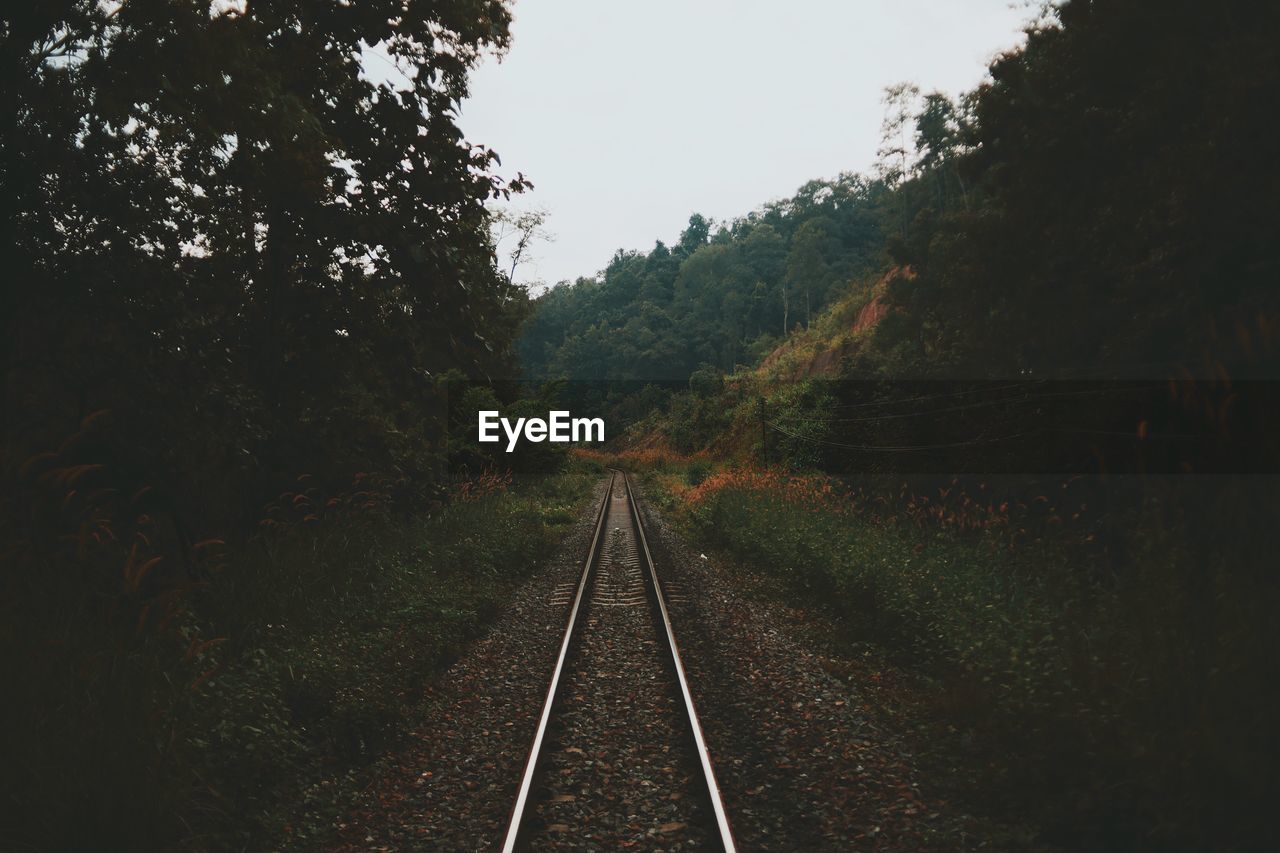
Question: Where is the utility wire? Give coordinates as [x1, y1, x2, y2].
[767, 421, 1195, 452]
[803, 358, 1205, 414]
[765, 420, 1036, 452]
[817, 379, 1044, 411]
[774, 384, 1146, 425]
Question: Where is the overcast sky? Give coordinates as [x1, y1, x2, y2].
[457, 0, 1034, 288]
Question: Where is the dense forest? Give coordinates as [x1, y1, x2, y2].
[5, 0, 1280, 848]
[2, 2, 546, 847]
[527, 2, 1280, 848]
[519, 179, 884, 380]
[4, 0, 529, 531]
[874, 0, 1279, 380]
[523, 0, 1279, 388]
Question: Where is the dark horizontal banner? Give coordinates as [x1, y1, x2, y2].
[757, 379, 1279, 475]
[445, 378, 1280, 474]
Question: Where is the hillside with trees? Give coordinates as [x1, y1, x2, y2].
[533, 1, 1280, 848]
[870, 0, 1280, 380]
[524, 0, 1279, 389]
[519, 178, 885, 382]
[5, 0, 1279, 848]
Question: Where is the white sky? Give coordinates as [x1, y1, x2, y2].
[458, 0, 1034, 288]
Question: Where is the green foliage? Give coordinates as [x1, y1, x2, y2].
[688, 363, 725, 398]
[519, 180, 886, 389]
[0, 469, 594, 849]
[785, 217, 841, 329]
[673, 473, 1280, 849]
[4, 0, 527, 531]
[878, 0, 1280, 377]
[1, 12, 554, 842]
[684, 459, 713, 487]
[764, 380, 835, 469]
[663, 386, 745, 455]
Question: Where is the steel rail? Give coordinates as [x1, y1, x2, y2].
[500, 469, 736, 851]
[500, 470, 615, 853]
[622, 471, 737, 852]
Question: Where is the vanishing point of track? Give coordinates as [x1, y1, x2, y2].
[501, 470, 736, 851]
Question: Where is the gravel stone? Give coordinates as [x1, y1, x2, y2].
[523, 477, 713, 849]
[333, 478, 611, 850]
[632, 478, 994, 851]
[335, 474, 994, 850]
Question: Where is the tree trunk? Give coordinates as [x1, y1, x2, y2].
[782, 285, 789, 336]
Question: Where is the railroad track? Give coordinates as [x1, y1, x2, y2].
[501, 470, 736, 851]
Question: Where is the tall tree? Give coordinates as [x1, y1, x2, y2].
[786, 218, 839, 329]
[875, 81, 921, 241]
[492, 205, 552, 286]
[4, 0, 525, 518]
[677, 213, 712, 257]
[914, 91, 967, 210]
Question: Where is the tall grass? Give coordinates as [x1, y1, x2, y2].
[1, 438, 593, 850]
[658, 464, 1280, 849]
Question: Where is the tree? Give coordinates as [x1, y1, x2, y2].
[914, 91, 967, 210]
[875, 82, 921, 240]
[688, 363, 724, 398]
[4, 0, 526, 521]
[492, 205, 552, 286]
[786, 218, 839, 329]
[740, 224, 787, 335]
[2, 1, 529, 846]
[518, 177, 883, 389]
[677, 213, 712, 257]
[877, 0, 1280, 378]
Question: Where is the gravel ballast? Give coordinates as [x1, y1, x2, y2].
[336, 473, 995, 850]
[524, 477, 713, 849]
[334, 478, 611, 849]
[633, 478, 994, 851]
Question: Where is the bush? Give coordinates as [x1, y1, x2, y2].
[685, 459, 713, 487]
[667, 468, 1280, 849]
[1, 464, 595, 850]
